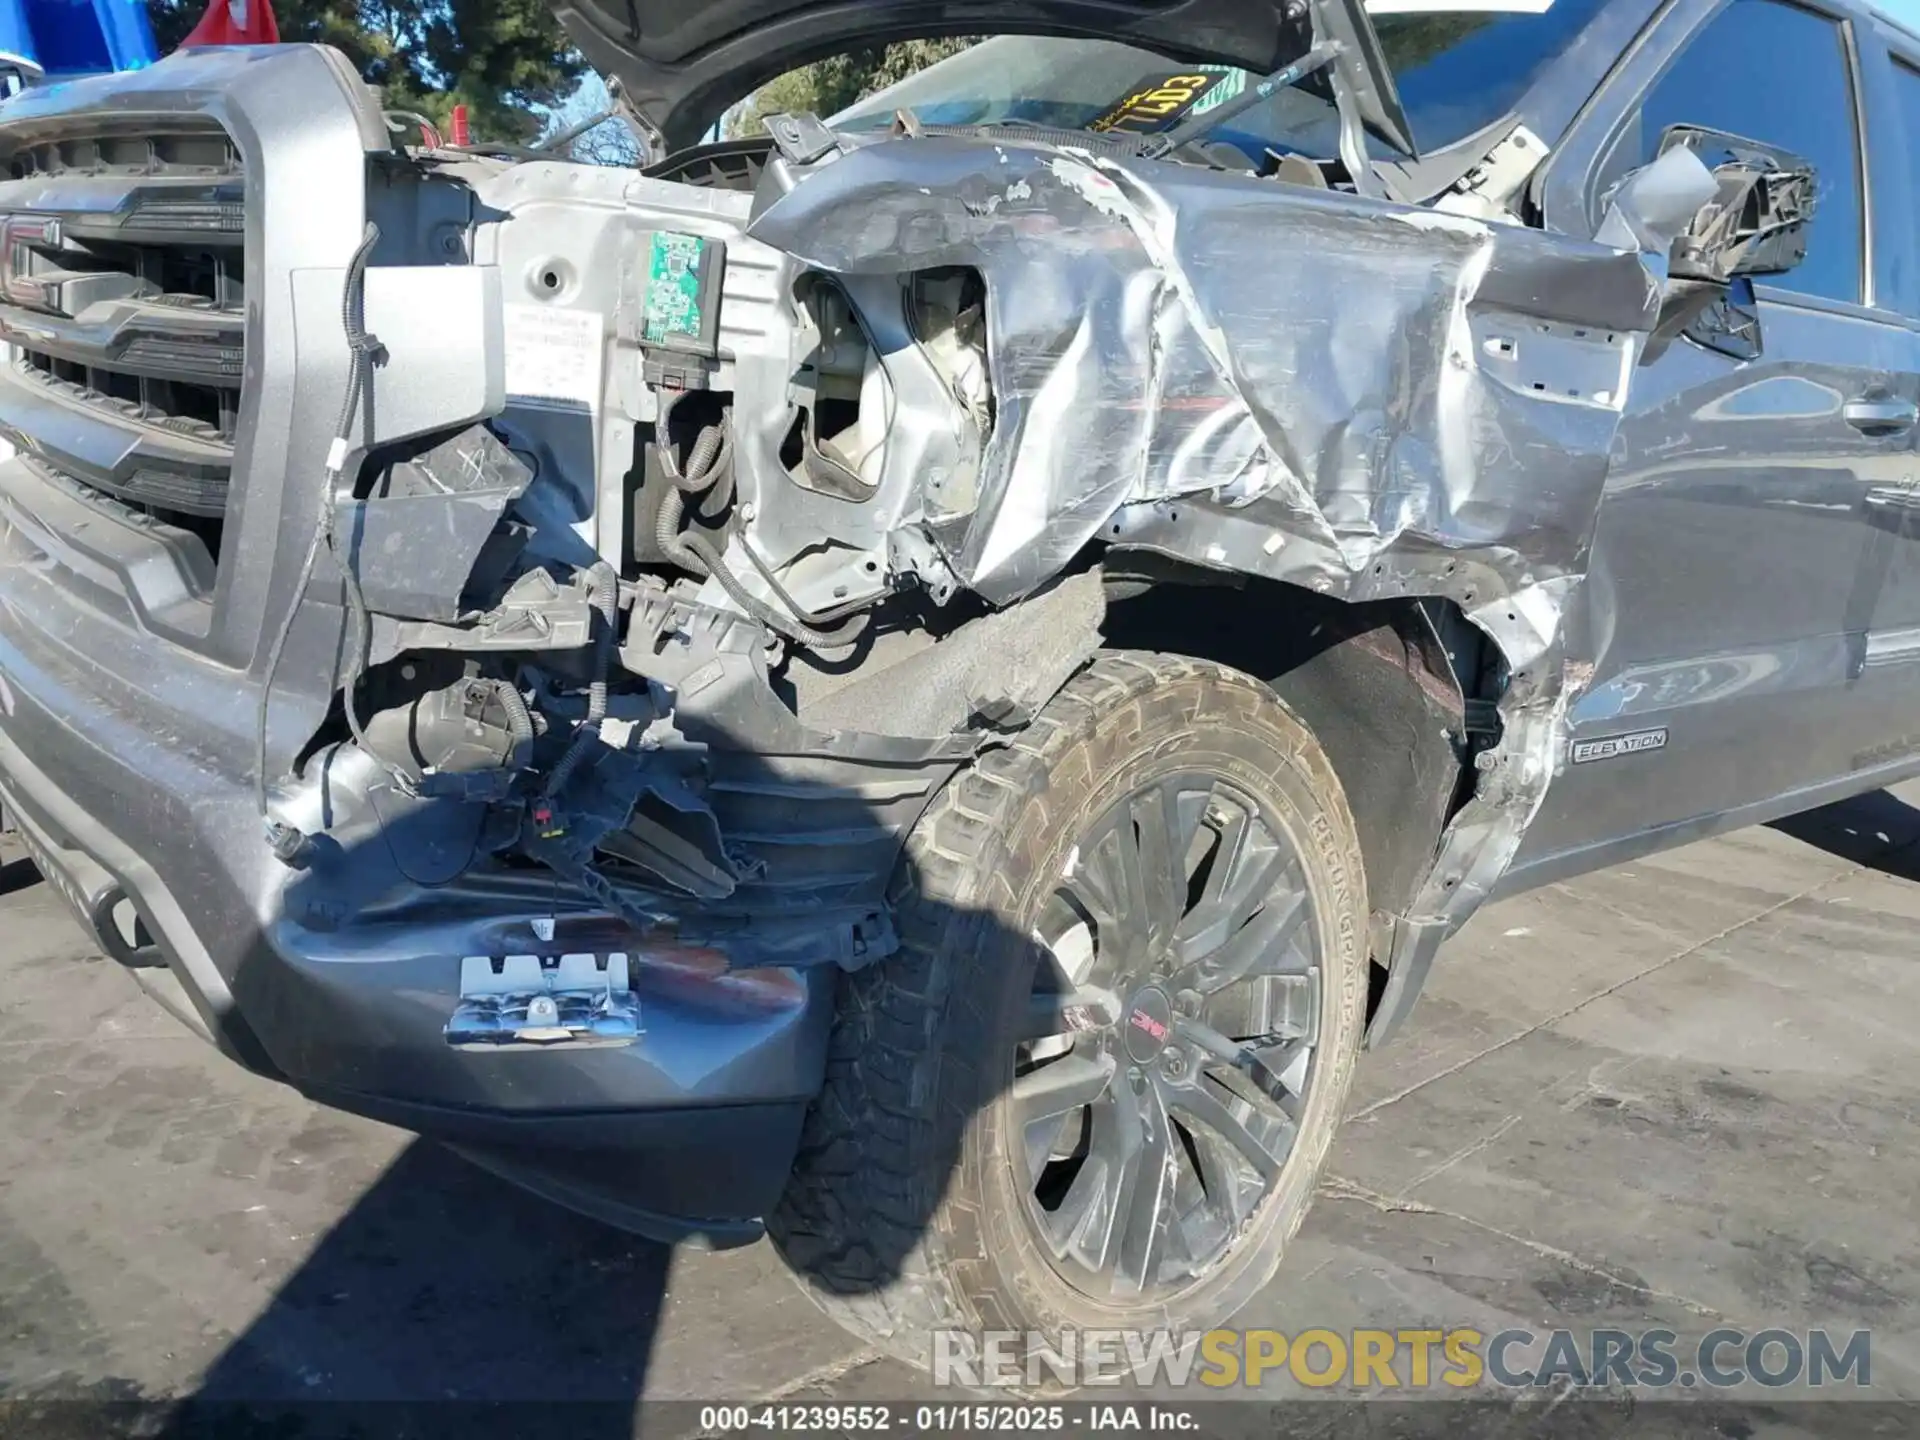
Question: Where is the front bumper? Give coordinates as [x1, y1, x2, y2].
[0, 538, 834, 1244]
[0, 44, 951, 1246]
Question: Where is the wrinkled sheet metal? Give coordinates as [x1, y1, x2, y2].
[750, 136, 1672, 953]
[749, 136, 1662, 615]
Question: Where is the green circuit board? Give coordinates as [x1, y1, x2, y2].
[643, 231, 712, 349]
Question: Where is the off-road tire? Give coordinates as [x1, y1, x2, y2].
[767, 652, 1369, 1372]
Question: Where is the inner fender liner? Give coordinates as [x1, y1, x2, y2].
[792, 569, 1107, 737]
[1102, 572, 1466, 921]
[1263, 603, 1466, 920]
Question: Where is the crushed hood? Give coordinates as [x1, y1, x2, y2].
[549, 0, 1413, 154]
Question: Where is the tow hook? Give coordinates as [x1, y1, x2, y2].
[444, 953, 642, 1050]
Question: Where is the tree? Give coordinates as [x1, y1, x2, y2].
[730, 39, 975, 138]
[539, 72, 640, 168]
[146, 0, 584, 141]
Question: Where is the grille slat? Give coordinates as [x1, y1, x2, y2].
[0, 121, 245, 550]
[0, 176, 244, 243]
[0, 357, 233, 518]
[0, 295, 242, 384]
[10, 128, 239, 181]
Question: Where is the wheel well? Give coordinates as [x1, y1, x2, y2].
[1099, 556, 1485, 927]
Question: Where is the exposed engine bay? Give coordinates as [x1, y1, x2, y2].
[265, 138, 1095, 996]
[218, 0, 1703, 1058]
[264, 111, 1669, 1008]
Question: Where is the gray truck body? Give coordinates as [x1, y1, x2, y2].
[0, 0, 1916, 1241]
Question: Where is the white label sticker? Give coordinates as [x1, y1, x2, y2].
[503, 303, 603, 410]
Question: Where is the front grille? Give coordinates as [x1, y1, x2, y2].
[0, 121, 245, 555]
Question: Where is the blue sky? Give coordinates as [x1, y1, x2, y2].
[1877, 0, 1920, 27]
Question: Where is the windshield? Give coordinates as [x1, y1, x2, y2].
[832, 0, 1609, 161]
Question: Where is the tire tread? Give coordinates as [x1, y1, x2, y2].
[767, 652, 1363, 1361]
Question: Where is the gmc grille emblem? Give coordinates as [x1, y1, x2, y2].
[0, 213, 63, 313]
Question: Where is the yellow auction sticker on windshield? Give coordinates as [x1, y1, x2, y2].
[1088, 70, 1231, 134]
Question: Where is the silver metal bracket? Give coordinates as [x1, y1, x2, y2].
[1435, 124, 1549, 223]
[445, 953, 642, 1050]
[887, 525, 959, 605]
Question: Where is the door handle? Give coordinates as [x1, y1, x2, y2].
[1865, 485, 1920, 516]
[1844, 396, 1918, 433]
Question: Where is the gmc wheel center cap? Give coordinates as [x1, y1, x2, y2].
[1123, 985, 1173, 1062]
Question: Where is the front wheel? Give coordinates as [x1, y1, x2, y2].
[769, 652, 1369, 1368]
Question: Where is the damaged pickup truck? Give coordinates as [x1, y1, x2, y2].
[2, 0, 1917, 1360]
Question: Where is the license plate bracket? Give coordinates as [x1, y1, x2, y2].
[444, 952, 641, 1051]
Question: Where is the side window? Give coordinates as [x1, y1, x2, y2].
[1638, 0, 1863, 306]
[1892, 60, 1920, 309]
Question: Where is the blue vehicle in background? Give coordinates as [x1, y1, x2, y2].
[0, 0, 157, 91]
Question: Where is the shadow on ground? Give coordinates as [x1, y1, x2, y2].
[1767, 786, 1920, 879]
[15, 773, 1920, 1439]
[0, 855, 43, 897]
[160, 1140, 671, 1437]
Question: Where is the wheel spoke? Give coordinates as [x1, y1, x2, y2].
[1170, 1124, 1240, 1260]
[1172, 803, 1282, 964]
[1024, 1107, 1081, 1183]
[1071, 784, 1190, 963]
[1184, 1121, 1260, 1228]
[1179, 884, 1310, 993]
[1047, 1094, 1134, 1273]
[1011, 1052, 1114, 1131]
[1109, 1078, 1179, 1295]
[1066, 827, 1139, 971]
[1175, 1014, 1305, 1110]
[1125, 783, 1188, 952]
[1250, 1038, 1312, 1118]
[1163, 1073, 1296, 1183]
[1041, 1148, 1105, 1259]
[1055, 1077, 1177, 1293]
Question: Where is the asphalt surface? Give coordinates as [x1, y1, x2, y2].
[3, 786, 1920, 1433]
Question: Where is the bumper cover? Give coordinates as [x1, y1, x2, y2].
[0, 537, 834, 1242]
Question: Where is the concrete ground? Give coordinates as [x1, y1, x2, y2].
[3, 785, 1920, 1433]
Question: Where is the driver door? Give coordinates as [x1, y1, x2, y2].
[1514, 0, 1909, 874]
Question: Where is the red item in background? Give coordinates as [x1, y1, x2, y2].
[179, 0, 280, 47]
[450, 104, 471, 147]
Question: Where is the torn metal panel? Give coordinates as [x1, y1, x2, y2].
[747, 134, 1674, 974]
[749, 136, 1662, 611]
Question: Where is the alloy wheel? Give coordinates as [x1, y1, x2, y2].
[1006, 771, 1323, 1299]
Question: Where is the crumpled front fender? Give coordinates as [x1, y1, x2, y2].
[750, 135, 1673, 1017]
[748, 136, 1661, 625]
